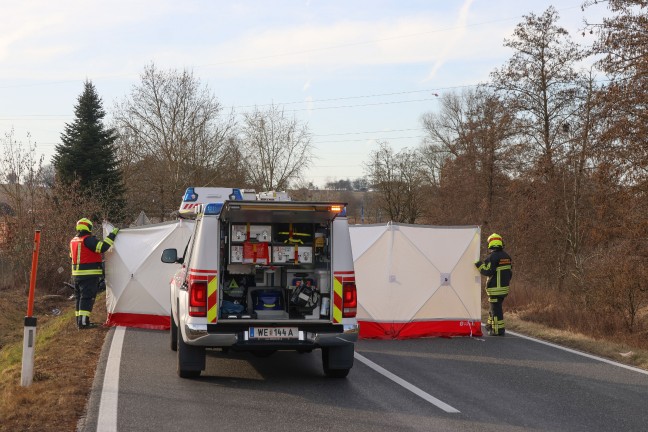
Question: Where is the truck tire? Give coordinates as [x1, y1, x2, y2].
[177, 326, 205, 378]
[321, 346, 353, 378]
[170, 314, 178, 352]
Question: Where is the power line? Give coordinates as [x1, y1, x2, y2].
[230, 85, 476, 109]
[283, 97, 439, 112]
[313, 128, 421, 137]
[314, 135, 425, 144]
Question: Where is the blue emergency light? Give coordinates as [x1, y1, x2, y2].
[183, 187, 198, 202]
[204, 203, 223, 215]
[229, 189, 244, 200]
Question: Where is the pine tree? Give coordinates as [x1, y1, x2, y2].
[53, 80, 125, 220]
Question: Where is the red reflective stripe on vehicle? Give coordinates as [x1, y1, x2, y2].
[189, 268, 217, 273]
[188, 269, 217, 282]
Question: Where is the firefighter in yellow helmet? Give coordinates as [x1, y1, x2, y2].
[70, 218, 119, 329]
[475, 233, 512, 336]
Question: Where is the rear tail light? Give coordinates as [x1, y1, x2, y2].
[189, 281, 207, 317]
[342, 282, 357, 318]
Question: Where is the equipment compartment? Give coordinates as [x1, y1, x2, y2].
[222, 219, 332, 321]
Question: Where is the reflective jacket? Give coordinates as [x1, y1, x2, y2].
[70, 231, 116, 277]
[475, 248, 512, 297]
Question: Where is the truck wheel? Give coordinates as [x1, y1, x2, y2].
[170, 314, 178, 352]
[177, 325, 205, 378]
[321, 347, 352, 378]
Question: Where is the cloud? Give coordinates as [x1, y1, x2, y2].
[424, 0, 474, 82]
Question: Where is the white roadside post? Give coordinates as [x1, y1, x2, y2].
[21, 230, 41, 387]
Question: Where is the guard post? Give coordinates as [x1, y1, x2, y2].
[21, 230, 41, 387]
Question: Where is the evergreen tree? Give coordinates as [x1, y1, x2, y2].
[53, 80, 125, 220]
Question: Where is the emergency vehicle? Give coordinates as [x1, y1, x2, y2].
[162, 187, 358, 378]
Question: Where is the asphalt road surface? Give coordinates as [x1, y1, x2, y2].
[80, 327, 648, 432]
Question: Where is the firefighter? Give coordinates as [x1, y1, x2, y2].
[475, 233, 512, 336]
[70, 218, 119, 329]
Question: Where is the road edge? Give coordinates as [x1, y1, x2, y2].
[76, 326, 115, 432]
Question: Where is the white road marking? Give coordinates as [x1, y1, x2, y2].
[507, 330, 648, 376]
[97, 326, 126, 432]
[354, 352, 460, 413]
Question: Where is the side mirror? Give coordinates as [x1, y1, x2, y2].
[161, 248, 178, 263]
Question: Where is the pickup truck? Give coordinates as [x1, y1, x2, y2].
[162, 189, 358, 378]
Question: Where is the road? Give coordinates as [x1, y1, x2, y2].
[80, 327, 648, 432]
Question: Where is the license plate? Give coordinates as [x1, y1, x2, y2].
[249, 327, 298, 339]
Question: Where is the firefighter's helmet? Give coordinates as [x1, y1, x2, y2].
[76, 218, 93, 232]
[487, 233, 503, 249]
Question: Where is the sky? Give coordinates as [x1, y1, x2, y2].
[0, 0, 609, 187]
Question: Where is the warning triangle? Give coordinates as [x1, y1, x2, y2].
[228, 279, 239, 288]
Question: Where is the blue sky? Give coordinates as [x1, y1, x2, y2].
[0, 0, 608, 187]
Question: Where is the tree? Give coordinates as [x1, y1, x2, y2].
[489, 7, 588, 288]
[113, 63, 239, 221]
[239, 104, 313, 191]
[53, 80, 125, 220]
[0, 129, 44, 287]
[420, 88, 516, 227]
[365, 142, 425, 224]
[585, 0, 647, 188]
[490, 6, 584, 178]
[325, 179, 353, 191]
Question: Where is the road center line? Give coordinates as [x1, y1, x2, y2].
[354, 352, 460, 413]
[97, 326, 126, 432]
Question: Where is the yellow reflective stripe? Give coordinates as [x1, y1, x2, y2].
[478, 262, 491, 271]
[496, 265, 509, 287]
[104, 237, 114, 247]
[486, 286, 509, 296]
[72, 269, 103, 276]
[78, 310, 91, 317]
[94, 241, 104, 253]
[207, 276, 218, 323]
[73, 242, 82, 272]
[332, 277, 343, 323]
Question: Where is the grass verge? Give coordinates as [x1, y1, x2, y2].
[506, 311, 648, 371]
[0, 291, 108, 432]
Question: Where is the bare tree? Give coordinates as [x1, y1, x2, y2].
[113, 63, 239, 220]
[0, 129, 44, 287]
[490, 6, 584, 178]
[365, 142, 425, 224]
[239, 104, 312, 191]
[420, 88, 516, 227]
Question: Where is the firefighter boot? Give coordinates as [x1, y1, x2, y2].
[78, 315, 98, 329]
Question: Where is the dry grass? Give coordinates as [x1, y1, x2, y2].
[0, 290, 108, 432]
